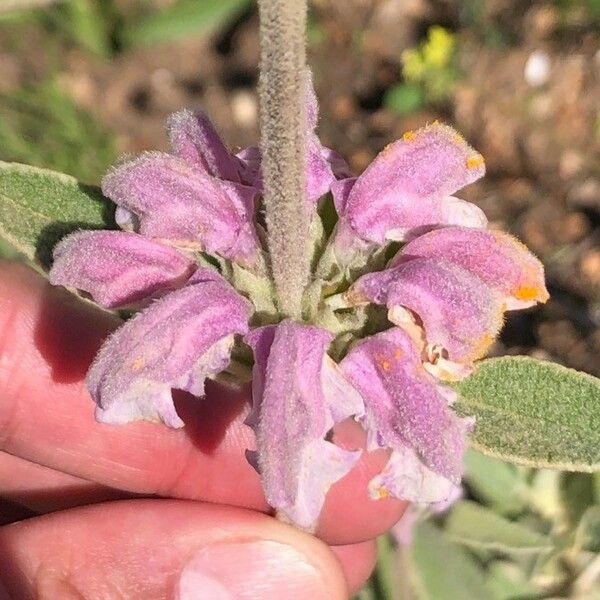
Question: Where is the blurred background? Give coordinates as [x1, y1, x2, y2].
[0, 0, 598, 598]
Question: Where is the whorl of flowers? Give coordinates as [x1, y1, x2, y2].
[49, 79, 548, 531]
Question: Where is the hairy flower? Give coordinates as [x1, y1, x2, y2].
[340, 327, 472, 502]
[49, 230, 197, 309]
[90, 268, 253, 428]
[246, 321, 362, 530]
[49, 79, 548, 531]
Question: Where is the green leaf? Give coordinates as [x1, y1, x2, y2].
[62, 0, 110, 57]
[445, 501, 552, 554]
[408, 521, 491, 600]
[594, 472, 600, 505]
[561, 472, 596, 527]
[529, 470, 563, 520]
[0, 161, 115, 269]
[575, 506, 600, 553]
[485, 561, 539, 600]
[0, 79, 116, 182]
[453, 357, 600, 471]
[464, 450, 527, 515]
[125, 0, 251, 47]
[373, 535, 398, 600]
[383, 82, 424, 115]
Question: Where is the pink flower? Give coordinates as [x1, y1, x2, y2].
[246, 321, 362, 530]
[49, 82, 548, 531]
[340, 327, 472, 503]
[90, 269, 253, 428]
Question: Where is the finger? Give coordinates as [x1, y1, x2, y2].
[0, 459, 377, 598]
[0, 499, 348, 600]
[331, 540, 377, 595]
[0, 499, 36, 526]
[0, 261, 407, 543]
[0, 452, 126, 514]
[1, 452, 404, 550]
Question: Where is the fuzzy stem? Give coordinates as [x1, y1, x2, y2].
[258, 0, 309, 319]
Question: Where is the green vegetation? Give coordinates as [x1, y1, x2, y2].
[385, 26, 458, 115]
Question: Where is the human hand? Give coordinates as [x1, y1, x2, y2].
[0, 261, 407, 599]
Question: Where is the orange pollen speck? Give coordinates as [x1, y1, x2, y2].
[394, 349, 404, 360]
[381, 360, 391, 371]
[132, 357, 145, 371]
[403, 130, 417, 142]
[466, 154, 485, 169]
[472, 334, 495, 360]
[374, 487, 390, 499]
[515, 285, 540, 301]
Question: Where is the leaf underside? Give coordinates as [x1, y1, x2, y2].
[454, 356, 600, 472]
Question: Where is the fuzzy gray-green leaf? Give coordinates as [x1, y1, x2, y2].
[454, 357, 600, 471]
[409, 521, 491, 600]
[0, 161, 115, 269]
[464, 451, 527, 515]
[445, 501, 552, 554]
[485, 561, 539, 600]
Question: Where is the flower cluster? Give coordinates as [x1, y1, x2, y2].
[49, 81, 548, 531]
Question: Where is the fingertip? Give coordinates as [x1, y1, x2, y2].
[331, 540, 378, 595]
[317, 419, 408, 545]
[0, 500, 348, 600]
[318, 450, 409, 545]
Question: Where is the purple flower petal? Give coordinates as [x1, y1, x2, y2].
[340, 327, 471, 502]
[167, 109, 241, 182]
[102, 152, 261, 267]
[342, 123, 488, 244]
[246, 321, 363, 530]
[236, 145, 262, 188]
[49, 230, 195, 309]
[371, 447, 459, 503]
[114, 206, 139, 232]
[306, 142, 335, 205]
[89, 269, 252, 427]
[321, 148, 354, 180]
[351, 257, 504, 367]
[331, 177, 357, 215]
[392, 226, 549, 309]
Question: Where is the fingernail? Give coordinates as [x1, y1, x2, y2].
[178, 540, 331, 600]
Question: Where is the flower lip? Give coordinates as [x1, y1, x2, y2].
[340, 327, 472, 502]
[390, 225, 549, 309]
[90, 268, 253, 428]
[167, 109, 242, 182]
[350, 257, 504, 366]
[49, 229, 197, 309]
[102, 152, 262, 267]
[245, 320, 363, 531]
[340, 123, 487, 244]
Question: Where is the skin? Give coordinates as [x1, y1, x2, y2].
[0, 261, 407, 599]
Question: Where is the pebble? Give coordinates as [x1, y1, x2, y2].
[525, 51, 551, 87]
[231, 91, 258, 128]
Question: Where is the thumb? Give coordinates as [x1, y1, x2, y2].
[0, 499, 348, 599]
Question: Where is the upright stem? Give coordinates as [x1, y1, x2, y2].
[258, 0, 309, 319]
